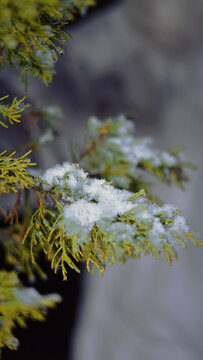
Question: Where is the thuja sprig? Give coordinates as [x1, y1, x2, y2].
[79, 115, 195, 190]
[21, 162, 202, 280]
[0, 270, 61, 355]
[0, 0, 95, 86]
[0, 96, 29, 128]
[0, 150, 36, 194]
[1, 225, 47, 280]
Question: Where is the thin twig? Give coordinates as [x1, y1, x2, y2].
[4, 189, 22, 224]
[0, 205, 7, 220]
[79, 133, 104, 161]
[33, 186, 72, 206]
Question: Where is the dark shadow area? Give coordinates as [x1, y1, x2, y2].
[1, 239, 85, 360]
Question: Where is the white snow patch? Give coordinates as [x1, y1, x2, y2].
[41, 163, 87, 189]
[87, 115, 178, 168]
[40, 162, 191, 248]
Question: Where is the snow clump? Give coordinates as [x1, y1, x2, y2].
[40, 163, 191, 249]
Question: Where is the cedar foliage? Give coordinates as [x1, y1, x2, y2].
[0, 0, 202, 357]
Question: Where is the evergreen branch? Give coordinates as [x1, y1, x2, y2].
[0, 0, 95, 86]
[0, 224, 47, 281]
[79, 115, 194, 190]
[22, 162, 202, 280]
[10, 104, 63, 153]
[0, 96, 29, 128]
[0, 150, 36, 194]
[0, 270, 61, 355]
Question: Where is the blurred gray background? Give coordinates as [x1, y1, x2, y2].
[1, 0, 203, 359]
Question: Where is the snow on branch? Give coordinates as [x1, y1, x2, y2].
[79, 115, 194, 190]
[23, 162, 202, 280]
[0, 270, 61, 354]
